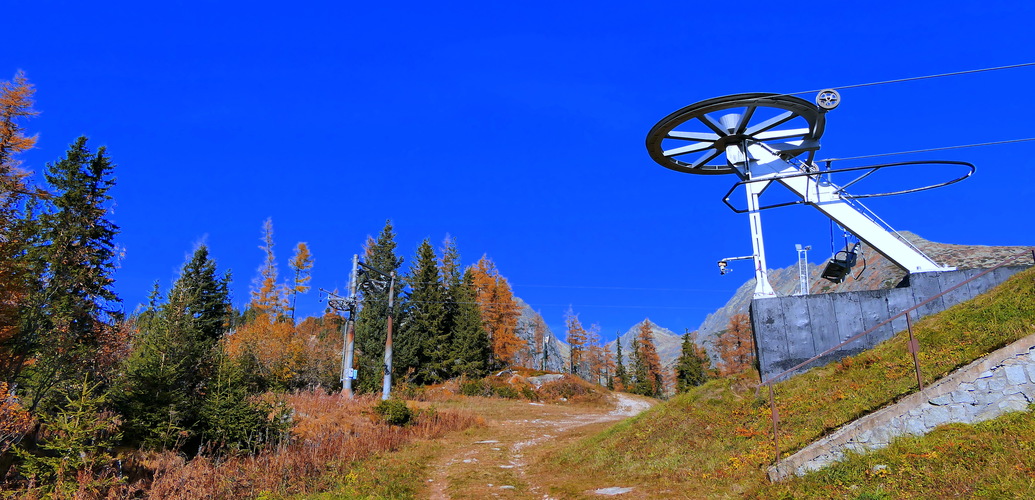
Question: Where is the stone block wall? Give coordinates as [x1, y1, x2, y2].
[768, 332, 1035, 482]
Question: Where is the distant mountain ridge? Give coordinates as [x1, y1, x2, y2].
[604, 319, 682, 369]
[510, 233, 1031, 375]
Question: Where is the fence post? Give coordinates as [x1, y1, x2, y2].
[905, 311, 924, 391]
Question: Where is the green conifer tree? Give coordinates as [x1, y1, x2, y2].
[19, 137, 121, 411]
[613, 336, 627, 390]
[447, 268, 491, 378]
[119, 245, 232, 449]
[354, 220, 403, 393]
[630, 334, 651, 396]
[197, 349, 283, 454]
[675, 329, 711, 393]
[399, 239, 449, 384]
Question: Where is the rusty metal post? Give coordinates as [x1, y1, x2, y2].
[905, 311, 924, 391]
[381, 271, 396, 401]
[768, 383, 781, 465]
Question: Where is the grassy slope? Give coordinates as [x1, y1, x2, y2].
[543, 267, 1035, 498]
[761, 408, 1035, 499]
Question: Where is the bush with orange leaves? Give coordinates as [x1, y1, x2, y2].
[0, 381, 32, 456]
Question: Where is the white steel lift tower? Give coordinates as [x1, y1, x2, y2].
[646, 92, 956, 298]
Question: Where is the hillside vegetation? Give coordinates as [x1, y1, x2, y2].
[542, 266, 1035, 498]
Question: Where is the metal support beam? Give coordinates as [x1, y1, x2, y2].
[738, 143, 952, 274]
[727, 142, 776, 298]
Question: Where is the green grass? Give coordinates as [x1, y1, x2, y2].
[759, 405, 1035, 499]
[544, 266, 1035, 497]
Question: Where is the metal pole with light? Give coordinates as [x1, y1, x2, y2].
[795, 244, 812, 296]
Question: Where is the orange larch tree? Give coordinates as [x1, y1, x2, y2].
[717, 313, 756, 376]
[0, 70, 38, 194]
[469, 256, 521, 368]
[583, 323, 606, 385]
[563, 306, 587, 375]
[635, 319, 664, 397]
[287, 242, 314, 322]
[0, 71, 38, 381]
[251, 218, 288, 319]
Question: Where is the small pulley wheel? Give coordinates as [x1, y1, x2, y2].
[816, 89, 840, 110]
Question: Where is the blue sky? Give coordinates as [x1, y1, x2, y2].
[9, 1, 1035, 340]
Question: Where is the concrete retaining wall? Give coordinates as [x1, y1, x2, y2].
[768, 332, 1035, 481]
[752, 266, 1029, 381]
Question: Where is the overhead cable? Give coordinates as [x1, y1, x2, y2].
[821, 137, 1035, 162]
[789, 61, 1035, 96]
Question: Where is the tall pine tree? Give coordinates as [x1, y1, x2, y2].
[447, 268, 491, 378]
[674, 329, 711, 392]
[19, 137, 121, 411]
[399, 239, 448, 384]
[118, 245, 232, 449]
[613, 336, 627, 391]
[354, 220, 403, 393]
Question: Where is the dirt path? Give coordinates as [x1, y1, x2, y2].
[426, 394, 654, 499]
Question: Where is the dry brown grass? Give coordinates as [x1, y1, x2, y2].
[3, 390, 480, 499]
[144, 392, 480, 499]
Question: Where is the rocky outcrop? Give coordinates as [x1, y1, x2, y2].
[514, 297, 568, 372]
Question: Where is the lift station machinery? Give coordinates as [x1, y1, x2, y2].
[646, 91, 973, 298]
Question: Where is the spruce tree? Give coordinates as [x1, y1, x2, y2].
[354, 220, 403, 393]
[447, 268, 491, 378]
[614, 336, 627, 390]
[197, 349, 278, 453]
[119, 245, 232, 449]
[630, 334, 648, 396]
[675, 329, 711, 392]
[19, 137, 121, 411]
[399, 239, 448, 384]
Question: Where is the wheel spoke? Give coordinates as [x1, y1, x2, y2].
[667, 130, 720, 141]
[689, 149, 723, 169]
[735, 106, 756, 134]
[752, 127, 811, 141]
[763, 139, 820, 154]
[697, 114, 728, 135]
[664, 142, 715, 157]
[744, 111, 796, 136]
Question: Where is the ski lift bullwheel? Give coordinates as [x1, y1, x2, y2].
[646, 93, 827, 175]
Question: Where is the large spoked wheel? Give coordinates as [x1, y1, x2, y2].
[646, 93, 826, 175]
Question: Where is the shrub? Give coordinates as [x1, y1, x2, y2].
[460, 379, 489, 397]
[492, 385, 520, 399]
[372, 399, 412, 426]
